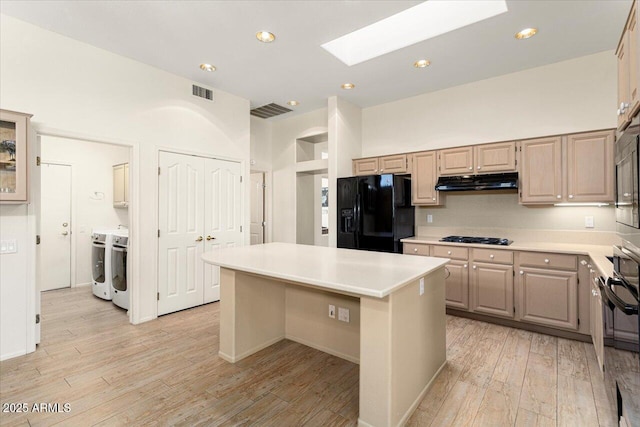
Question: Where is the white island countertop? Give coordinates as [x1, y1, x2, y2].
[202, 242, 449, 298]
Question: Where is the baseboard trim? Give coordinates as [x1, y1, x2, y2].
[219, 335, 285, 363]
[0, 349, 28, 361]
[447, 309, 591, 342]
[286, 334, 360, 364]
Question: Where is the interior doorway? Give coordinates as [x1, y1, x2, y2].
[250, 172, 265, 245]
[40, 162, 72, 291]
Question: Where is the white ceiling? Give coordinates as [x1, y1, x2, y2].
[0, 0, 632, 119]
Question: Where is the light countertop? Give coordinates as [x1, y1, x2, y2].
[201, 242, 449, 298]
[402, 236, 614, 278]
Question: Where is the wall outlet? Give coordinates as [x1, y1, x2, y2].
[427, 214, 433, 223]
[338, 307, 350, 323]
[585, 216, 594, 228]
[419, 278, 425, 296]
[328, 304, 335, 319]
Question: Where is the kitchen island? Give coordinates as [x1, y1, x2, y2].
[202, 242, 449, 427]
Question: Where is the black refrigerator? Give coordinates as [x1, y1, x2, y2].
[337, 174, 415, 253]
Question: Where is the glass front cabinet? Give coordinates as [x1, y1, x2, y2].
[0, 109, 32, 203]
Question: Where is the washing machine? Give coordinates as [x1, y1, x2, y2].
[111, 229, 129, 310]
[91, 228, 116, 300]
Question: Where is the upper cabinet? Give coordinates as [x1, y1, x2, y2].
[519, 130, 615, 205]
[0, 109, 32, 203]
[411, 151, 440, 205]
[352, 154, 409, 176]
[617, 0, 639, 130]
[438, 146, 473, 176]
[566, 130, 614, 202]
[438, 142, 516, 176]
[519, 136, 563, 204]
[113, 163, 129, 208]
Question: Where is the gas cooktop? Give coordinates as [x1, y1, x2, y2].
[439, 236, 512, 246]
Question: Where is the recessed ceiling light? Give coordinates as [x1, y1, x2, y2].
[414, 59, 431, 68]
[199, 63, 216, 72]
[287, 100, 299, 106]
[256, 31, 276, 43]
[515, 28, 538, 40]
[341, 83, 355, 90]
[322, 0, 508, 66]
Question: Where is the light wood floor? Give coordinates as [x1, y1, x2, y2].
[0, 287, 616, 426]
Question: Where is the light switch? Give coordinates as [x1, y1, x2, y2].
[0, 239, 17, 254]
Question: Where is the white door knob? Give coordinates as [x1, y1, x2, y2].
[447, 250, 452, 255]
[477, 166, 481, 170]
[568, 195, 574, 199]
[556, 195, 562, 199]
[380, 169, 384, 172]
[468, 166, 473, 170]
[463, 264, 468, 268]
[520, 271, 524, 275]
[490, 254, 494, 259]
[432, 197, 436, 201]
[544, 259, 550, 264]
[414, 248, 418, 252]
[472, 265, 477, 269]
[580, 260, 587, 266]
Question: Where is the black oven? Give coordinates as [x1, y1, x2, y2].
[604, 245, 639, 426]
[616, 115, 640, 229]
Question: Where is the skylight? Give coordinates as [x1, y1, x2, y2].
[321, 0, 508, 66]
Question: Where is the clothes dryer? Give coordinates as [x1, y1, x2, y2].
[111, 229, 129, 310]
[91, 228, 117, 300]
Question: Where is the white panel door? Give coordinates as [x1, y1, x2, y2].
[204, 158, 242, 303]
[250, 172, 264, 245]
[158, 152, 205, 316]
[40, 163, 71, 291]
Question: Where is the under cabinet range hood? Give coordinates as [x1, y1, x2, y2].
[435, 172, 518, 191]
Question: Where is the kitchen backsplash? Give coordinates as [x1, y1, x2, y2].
[415, 192, 618, 245]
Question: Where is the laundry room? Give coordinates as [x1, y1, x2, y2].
[39, 135, 130, 312]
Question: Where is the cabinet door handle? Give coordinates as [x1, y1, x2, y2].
[472, 265, 477, 269]
[580, 260, 588, 266]
[544, 259, 550, 264]
[477, 166, 481, 170]
[568, 195, 574, 199]
[468, 166, 473, 170]
[464, 264, 468, 268]
[432, 197, 436, 201]
[414, 248, 418, 252]
[196, 236, 203, 242]
[61, 231, 69, 236]
[447, 250, 452, 255]
[520, 270, 524, 275]
[592, 289, 598, 297]
[556, 195, 562, 199]
[490, 254, 494, 259]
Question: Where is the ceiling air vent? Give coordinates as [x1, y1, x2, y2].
[250, 103, 292, 119]
[192, 84, 214, 101]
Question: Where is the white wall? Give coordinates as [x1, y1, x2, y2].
[362, 51, 617, 156]
[271, 109, 328, 243]
[328, 97, 362, 247]
[0, 204, 31, 360]
[0, 14, 250, 359]
[40, 136, 129, 286]
[250, 116, 272, 172]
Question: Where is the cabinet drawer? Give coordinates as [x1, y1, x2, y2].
[518, 252, 577, 270]
[432, 245, 468, 260]
[472, 248, 513, 264]
[403, 243, 429, 256]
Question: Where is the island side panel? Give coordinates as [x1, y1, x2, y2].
[285, 285, 360, 363]
[358, 268, 447, 427]
[359, 294, 392, 427]
[391, 268, 447, 426]
[219, 268, 286, 362]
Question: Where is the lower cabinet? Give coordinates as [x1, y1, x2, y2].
[471, 262, 514, 318]
[445, 260, 469, 310]
[518, 267, 578, 330]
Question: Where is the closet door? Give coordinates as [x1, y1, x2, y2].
[203, 158, 242, 303]
[158, 151, 205, 316]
